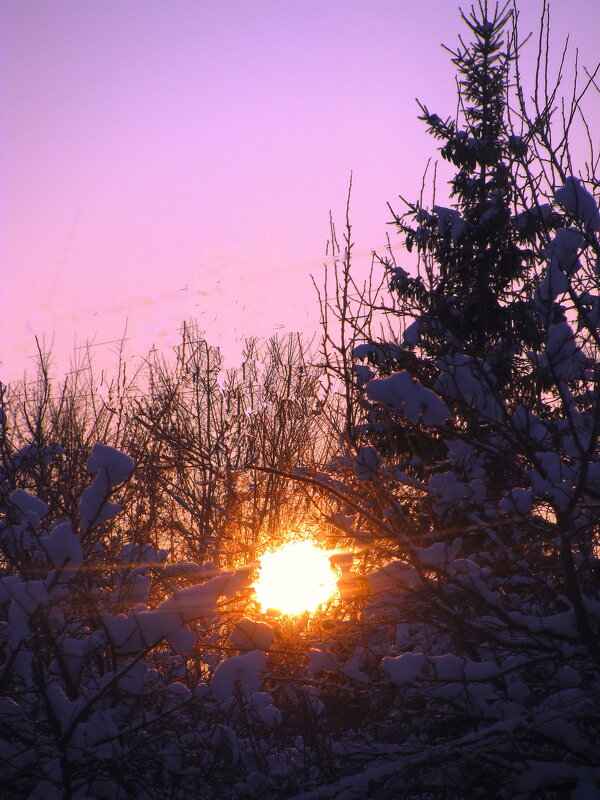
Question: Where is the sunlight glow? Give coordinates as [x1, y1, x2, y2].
[253, 541, 337, 616]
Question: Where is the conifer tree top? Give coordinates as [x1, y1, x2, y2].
[394, 1, 537, 356]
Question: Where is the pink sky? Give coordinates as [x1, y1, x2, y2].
[2, 0, 598, 382]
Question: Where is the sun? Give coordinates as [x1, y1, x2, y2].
[253, 540, 338, 616]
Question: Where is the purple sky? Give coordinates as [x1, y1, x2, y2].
[2, 0, 598, 382]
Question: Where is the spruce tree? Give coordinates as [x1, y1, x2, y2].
[337, 3, 600, 792]
[357, 2, 579, 472]
[388, 2, 564, 368]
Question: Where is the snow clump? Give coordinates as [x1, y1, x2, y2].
[366, 371, 450, 426]
[555, 176, 600, 231]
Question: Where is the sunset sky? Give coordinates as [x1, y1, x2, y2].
[2, 0, 598, 382]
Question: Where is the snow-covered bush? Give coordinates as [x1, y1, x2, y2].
[0, 440, 365, 799]
[0, 442, 266, 798]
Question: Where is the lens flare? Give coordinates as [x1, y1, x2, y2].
[253, 540, 337, 615]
